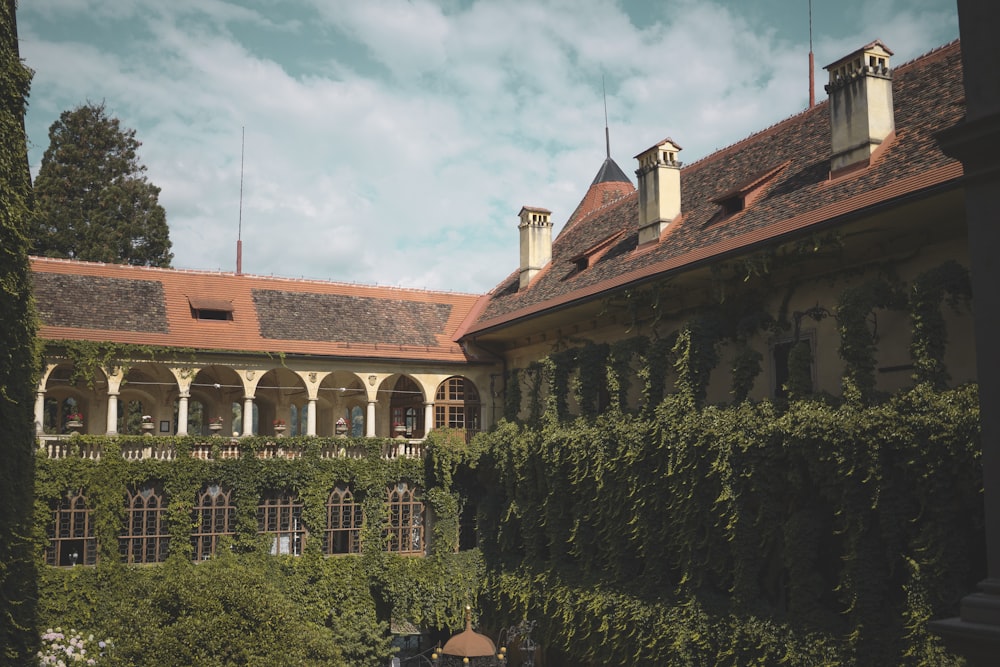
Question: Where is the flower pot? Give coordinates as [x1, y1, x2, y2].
[274, 425, 286, 436]
[141, 422, 155, 432]
[209, 423, 223, 432]
[66, 420, 83, 432]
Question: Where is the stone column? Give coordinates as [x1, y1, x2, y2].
[929, 2, 1000, 662]
[366, 401, 376, 438]
[34, 391, 45, 434]
[243, 397, 254, 436]
[176, 394, 189, 435]
[307, 398, 317, 436]
[106, 393, 119, 435]
[424, 402, 434, 436]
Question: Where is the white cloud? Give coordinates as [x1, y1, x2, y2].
[18, 0, 959, 291]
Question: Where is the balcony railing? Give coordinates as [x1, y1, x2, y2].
[38, 434, 426, 461]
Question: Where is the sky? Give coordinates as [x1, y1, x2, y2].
[17, 0, 960, 294]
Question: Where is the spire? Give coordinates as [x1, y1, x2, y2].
[560, 79, 636, 230]
[603, 74, 611, 159]
[808, 0, 815, 108]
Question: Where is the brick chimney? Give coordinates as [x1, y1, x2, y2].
[634, 138, 682, 245]
[518, 206, 552, 289]
[824, 40, 894, 174]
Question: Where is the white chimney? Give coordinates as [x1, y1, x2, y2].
[518, 206, 552, 289]
[634, 138, 682, 245]
[824, 40, 895, 174]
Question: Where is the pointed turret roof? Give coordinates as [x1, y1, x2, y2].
[563, 157, 635, 230]
[590, 156, 632, 186]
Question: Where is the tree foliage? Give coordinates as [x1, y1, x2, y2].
[31, 102, 173, 267]
[0, 1, 40, 661]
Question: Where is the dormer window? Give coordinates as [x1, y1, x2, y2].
[188, 296, 234, 321]
[564, 231, 625, 280]
[718, 195, 744, 216]
[707, 162, 787, 226]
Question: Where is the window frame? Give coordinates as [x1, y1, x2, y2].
[385, 482, 425, 555]
[120, 484, 169, 564]
[258, 491, 305, 556]
[324, 485, 362, 555]
[191, 484, 235, 561]
[47, 490, 97, 567]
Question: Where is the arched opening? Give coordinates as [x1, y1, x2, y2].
[255, 368, 308, 436]
[120, 363, 177, 435]
[388, 375, 425, 438]
[189, 366, 244, 435]
[318, 372, 367, 436]
[434, 376, 481, 441]
[41, 363, 101, 434]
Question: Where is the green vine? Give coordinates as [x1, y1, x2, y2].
[836, 278, 905, 404]
[503, 367, 521, 422]
[909, 260, 971, 388]
[477, 383, 983, 665]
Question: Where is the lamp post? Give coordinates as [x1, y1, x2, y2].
[394, 646, 441, 666]
[497, 620, 538, 667]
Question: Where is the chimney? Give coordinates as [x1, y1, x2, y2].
[634, 138, 682, 245]
[518, 206, 552, 289]
[824, 40, 894, 174]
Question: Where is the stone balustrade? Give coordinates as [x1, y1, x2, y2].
[38, 435, 426, 461]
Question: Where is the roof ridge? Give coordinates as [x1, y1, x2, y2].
[29, 255, 481, 297]
[683, 105, 823, 173]
[682, 39, 960, 175]
[892, 38, 960, 73]
[567, 188, 637, 227]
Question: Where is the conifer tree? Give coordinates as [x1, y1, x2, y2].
[0, 0, 39, 661]
[31, 102, 173, 267]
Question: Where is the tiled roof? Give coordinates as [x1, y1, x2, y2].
[468, 40, 965, 334]
[33, 272, 169, 334]
[30, 258, 481, 363]
[253, 289, 452, 347]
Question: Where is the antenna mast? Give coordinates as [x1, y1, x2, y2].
[236, 126, 244, 275]
[808, 0, 815, 108]
[602, 74, 610, 159]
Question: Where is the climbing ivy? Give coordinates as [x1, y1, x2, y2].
[33, 434, 477, 666]
[476, 384, 983, 666]
[503, 368, 521, 422]
[909, 260, 971, 388]
[836, 278, 906, 405]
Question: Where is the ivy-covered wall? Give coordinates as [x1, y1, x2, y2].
[476, 257, 982, 665]
[477, 384, 984, 666]
[0, 1, 39, 661]
[33, 432, 482, 666]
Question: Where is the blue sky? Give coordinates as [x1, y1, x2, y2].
[17, 0, 959, 292]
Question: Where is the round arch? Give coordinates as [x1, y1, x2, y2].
[317, 371, 367, 437]
[434, 376, 481, 439]
[255, 367, 308, 436]
[189, 365, 245, 435]
[119, 363, 177, 435]
[40, 362, 106, 435]
[383, 374, 426, 439]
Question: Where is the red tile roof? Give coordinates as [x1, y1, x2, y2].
[466, 40, 965, 336]
[31, 258, 482, 364]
